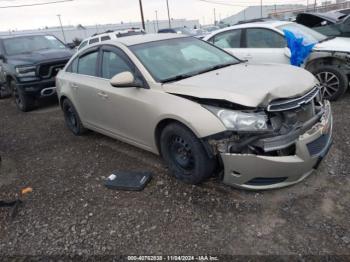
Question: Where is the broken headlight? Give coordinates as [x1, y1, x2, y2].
[204, 105, 268, 131]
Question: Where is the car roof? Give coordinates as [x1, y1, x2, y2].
[230, 20, 291, 29]
[203, 20, 292, 40]
[104, 33, 188, 46]
[84, 29, 145, 41]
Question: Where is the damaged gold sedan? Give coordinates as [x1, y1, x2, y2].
[56, 34, 333, 190]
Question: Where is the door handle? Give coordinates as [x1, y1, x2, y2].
[97, 92, 109, 99]
[244, 54, 253, 59]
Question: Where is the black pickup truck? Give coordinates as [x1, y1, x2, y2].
[0, 34, 74, 111]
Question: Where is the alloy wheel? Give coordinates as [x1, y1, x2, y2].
[316, 71, 340, 100]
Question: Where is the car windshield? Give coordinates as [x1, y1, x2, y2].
[130, 37, 240, 83]
[278, 23, 328, 43]
[3, 35, 66, 55]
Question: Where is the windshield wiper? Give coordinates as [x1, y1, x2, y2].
[161, 62, 238, 84]
[319, 36, 336, 43]
[196, 62, 238, 75]
[162, 73, 194, 83]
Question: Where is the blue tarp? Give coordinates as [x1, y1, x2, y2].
[283, 29, 316, 67]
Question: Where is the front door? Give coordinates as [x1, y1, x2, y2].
[243, 28, 290, 65]
[91, 46, 153, 146]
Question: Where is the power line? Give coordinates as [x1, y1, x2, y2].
[0, 0, 73, 8]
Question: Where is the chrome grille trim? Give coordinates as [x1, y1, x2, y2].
[267, 86, 320, 112]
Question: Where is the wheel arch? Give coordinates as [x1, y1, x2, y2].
[59, 95, 68, 108]
[306, 56, 350, 75]
[154, 118, 215, 158]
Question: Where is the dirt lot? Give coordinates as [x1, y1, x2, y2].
[0, 94, 349, 260]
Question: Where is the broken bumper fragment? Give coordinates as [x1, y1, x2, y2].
[220, 101, 333, 190]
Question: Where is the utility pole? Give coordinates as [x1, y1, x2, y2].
[155, 10, 159, 31]
[213, 8, 216, 25]
[139, 0, 145, 30]
[260, 0, 263, 18]
[306, 0, 309, 11]
[314, 0, 317, 12]
[166, 0, 171, 28]
[57, 14, 67, 44]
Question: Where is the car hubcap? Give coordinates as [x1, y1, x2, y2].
[316, 72, 340, 99]
[170, 136, 194, 171]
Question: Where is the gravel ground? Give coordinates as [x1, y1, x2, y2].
[0, 94, 349, 260]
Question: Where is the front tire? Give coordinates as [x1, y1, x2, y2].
[62, 99, 87, 136]
[12, 81, 35, 112]
[311, 66, 348, 101]
[160, 123, 216, 185]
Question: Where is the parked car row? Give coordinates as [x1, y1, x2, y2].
[0, 20, 337, 190]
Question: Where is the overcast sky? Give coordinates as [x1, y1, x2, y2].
[0, 0, 311, 31]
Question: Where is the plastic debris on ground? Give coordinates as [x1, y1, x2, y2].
[105, 171, 153, 191]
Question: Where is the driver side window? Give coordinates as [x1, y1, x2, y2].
[101, 50, 134, 79]
[212, 30, 242, 49]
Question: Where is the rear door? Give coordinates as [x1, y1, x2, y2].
[68, 47, 106, 126]
[243, 28, 290, 64]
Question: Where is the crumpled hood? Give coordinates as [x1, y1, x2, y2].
[163, 63, 318, 108]
[314, 37, 350, 53]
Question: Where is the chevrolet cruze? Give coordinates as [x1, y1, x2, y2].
[56, 34, 333, 190]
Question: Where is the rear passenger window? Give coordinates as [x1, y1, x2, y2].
[78, 52, 98, 76]
[89, 38, 99, 44]
[101, 36, 111, 41]
[102, 51, 133, 79]
[246, 28, 286, 48]
[213, 30, 241, 48]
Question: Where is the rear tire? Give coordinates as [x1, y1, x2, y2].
[310, 66, 348, 101]
[12, 80, 35, 112]
[62, 99, 87, 136]
[160, 123, 216, 185]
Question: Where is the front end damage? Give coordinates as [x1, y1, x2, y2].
[205, 86, 333, 190]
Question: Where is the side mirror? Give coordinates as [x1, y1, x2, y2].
[110, 71, 141, 88]
[66, 43, 76, 49]
[284, 47, 291, 58]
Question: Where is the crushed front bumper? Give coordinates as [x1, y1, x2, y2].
[220, 101, 333, 190]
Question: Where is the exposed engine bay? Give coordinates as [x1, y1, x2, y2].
[198, 86, 325, 157]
